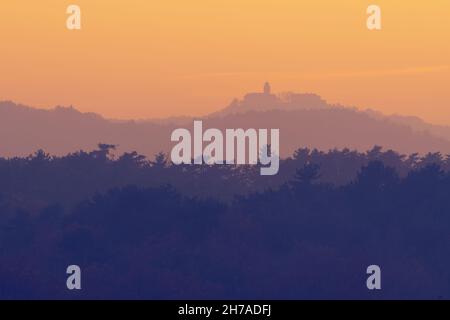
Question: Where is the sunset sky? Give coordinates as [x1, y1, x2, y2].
[0, 1, 449, 123]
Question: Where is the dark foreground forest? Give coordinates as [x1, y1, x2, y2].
[1, 144, 450, 299]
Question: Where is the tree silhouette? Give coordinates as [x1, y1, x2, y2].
[292, 163, 321, 186]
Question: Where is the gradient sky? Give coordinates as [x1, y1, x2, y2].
[1, 1, 449, 123]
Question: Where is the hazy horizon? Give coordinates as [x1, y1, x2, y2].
[1, 1, 448, 124]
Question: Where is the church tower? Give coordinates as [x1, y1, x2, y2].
[263, 82, 271, 95]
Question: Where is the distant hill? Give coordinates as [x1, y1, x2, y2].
[2, 86, 450, 158]
[365, 109, 450, 142]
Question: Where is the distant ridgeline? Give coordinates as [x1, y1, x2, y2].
[3, 84, 450, 159]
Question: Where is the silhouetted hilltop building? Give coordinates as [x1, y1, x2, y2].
[242, 82, 279, 108]
[279, 92, 328, 109]
[212, 82, 329, 116]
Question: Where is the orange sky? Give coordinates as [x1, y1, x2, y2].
[0, 1, 449, 123]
